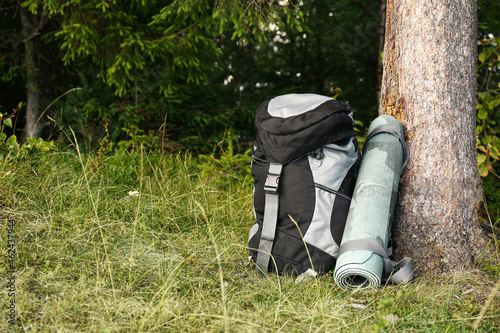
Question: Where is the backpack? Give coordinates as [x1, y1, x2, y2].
[248, 93, 360, 275]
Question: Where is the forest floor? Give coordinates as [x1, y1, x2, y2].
[1, 146, 499, 332]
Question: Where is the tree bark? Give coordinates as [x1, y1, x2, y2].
[379, 0, 488, 272]
[20, 6, 43, 141]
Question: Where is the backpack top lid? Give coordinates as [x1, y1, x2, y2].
[267, 93, 334, 118]
[255, 93, 356, 164]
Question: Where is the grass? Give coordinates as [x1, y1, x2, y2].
[0, 144, 500, 332]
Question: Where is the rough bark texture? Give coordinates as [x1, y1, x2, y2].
[379, 0, 488, 272]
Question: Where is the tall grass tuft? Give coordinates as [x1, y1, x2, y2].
[0, 140, 499, 332]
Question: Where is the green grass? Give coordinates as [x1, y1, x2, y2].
[0, 145, 499, 332]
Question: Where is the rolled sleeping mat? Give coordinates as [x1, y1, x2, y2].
[334, 115, 413, 289]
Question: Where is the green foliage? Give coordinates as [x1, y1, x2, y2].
[354, 119, 367, 150]
[42, 0, 178, 97]
[21, 0, 304, 101]
[117, 125, 159, 153]
[482, 174, 500, 225]
[214, 0, 381, 125]
[197, 130, 252, 183]
[476, 34, 500, 178]
[1, 0, 309, 150]
[0, 6, 22, 84]
[0, 134, 57, 160]
[478, 0, 500, 37]
[0, 103, 57, 159]
[476, 18, 500, 227]
[2, 0, 497, 165]
[0, 133, 57, 160]
[1, 0, 381, 151]
[371, 297, 398, 332]
[0, 108, 14, 134]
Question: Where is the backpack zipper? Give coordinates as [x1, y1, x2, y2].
[314, 183, 352, 201]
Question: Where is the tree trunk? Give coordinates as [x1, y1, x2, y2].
[20, 7, 43, 141]
[379, 0, 488, 272]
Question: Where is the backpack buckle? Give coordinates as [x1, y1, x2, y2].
[264, 163, 282, 194]
[264, 174, 280, 194]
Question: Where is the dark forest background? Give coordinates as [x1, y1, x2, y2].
[0, 1, 415, 151]
[1, 0, 499, 172]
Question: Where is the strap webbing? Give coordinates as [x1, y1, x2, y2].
[338, 238, 414, 284]
[363, 125, 410, 173]
[255, 163, 283, 274]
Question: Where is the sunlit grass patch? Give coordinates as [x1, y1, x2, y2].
[0, 147, 499, 332]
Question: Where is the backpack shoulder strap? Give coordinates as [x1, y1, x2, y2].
[255, 163, 283, 274]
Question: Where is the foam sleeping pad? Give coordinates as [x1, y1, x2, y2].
[334, 115, 409, 289]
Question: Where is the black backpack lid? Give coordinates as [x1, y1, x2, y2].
[255, 94, 357, 164]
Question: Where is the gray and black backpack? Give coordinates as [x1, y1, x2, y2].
[248, 93, 360, 275]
